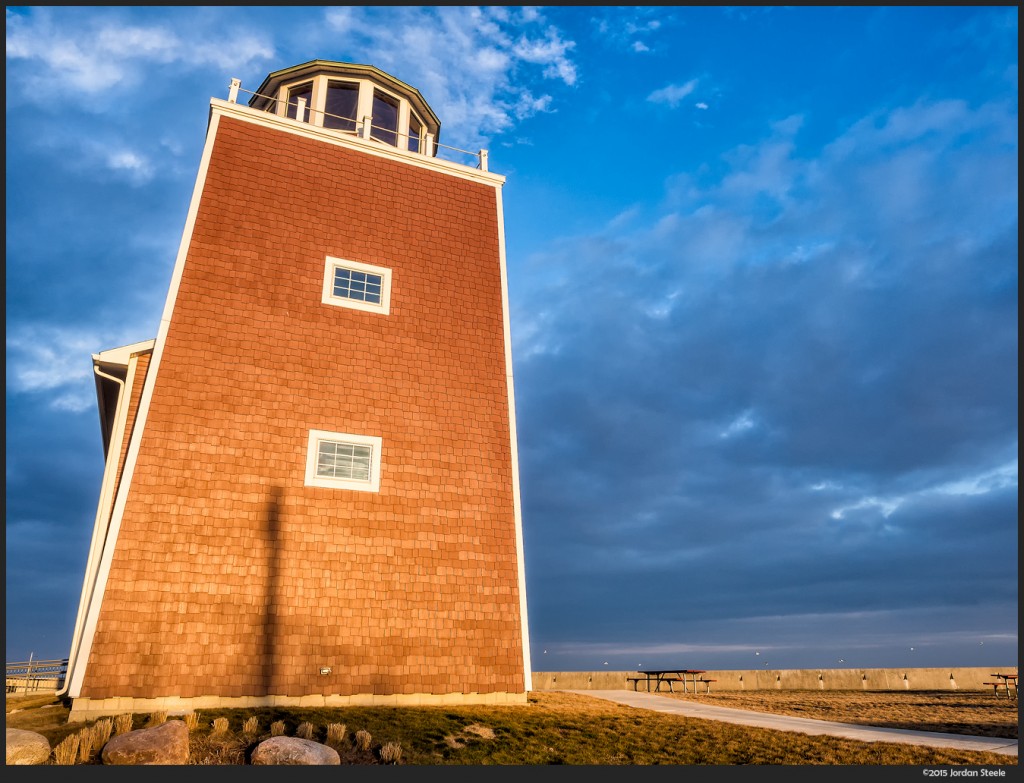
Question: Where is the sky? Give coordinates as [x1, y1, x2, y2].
[5, 6, 1018, 674]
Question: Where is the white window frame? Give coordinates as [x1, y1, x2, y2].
[321, 256, 392, 315]
[305, 430, 382, 492]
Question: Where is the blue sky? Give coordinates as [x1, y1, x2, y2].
[5, 6, 1018, 673]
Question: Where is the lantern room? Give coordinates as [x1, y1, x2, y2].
[246, 59, 441, 156]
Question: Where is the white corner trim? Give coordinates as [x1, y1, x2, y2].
[66, 112, 225, 699]
[321, 256, 392, 315]
[61, 354, 139, 695]
[495, 188, 533, 692]
[304, 430, 382, 492]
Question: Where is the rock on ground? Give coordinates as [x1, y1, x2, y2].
[251, 736, 341, 765]
[100, 719, 190, 765]
[6, 728, 52, 765]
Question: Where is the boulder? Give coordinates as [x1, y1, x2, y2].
[251, 736, 341, 765]
[6, 728, 51, 765]
[100, 719, 189, 765]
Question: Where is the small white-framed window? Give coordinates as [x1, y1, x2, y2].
[305, 430, 382, 492]
[322, 256, 392, 315]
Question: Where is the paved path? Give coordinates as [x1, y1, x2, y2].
[566, 690, 1018, 758]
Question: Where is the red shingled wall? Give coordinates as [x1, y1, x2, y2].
[80, 116, 525, 699]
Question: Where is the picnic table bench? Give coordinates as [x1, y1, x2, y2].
[984, 673, 1017, 699]
[629, 670, 709, 693]
[697, 678, 717, 693]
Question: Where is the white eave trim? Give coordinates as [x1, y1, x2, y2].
[209, 98, 505, 188]
[92, 339, 157, 368]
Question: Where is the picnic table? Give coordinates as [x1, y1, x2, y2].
[627, 669, 715, 694]
[984, 673, 1017, 699]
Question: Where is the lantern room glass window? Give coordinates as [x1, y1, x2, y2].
[260, 73, 434, 156]
[408, 114, 422, 153]
[371, 90, 399, 146]
[287, 82, 313, 121]
[324, 81, 359, 132]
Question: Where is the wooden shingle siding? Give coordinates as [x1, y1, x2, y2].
[80, 116, 524, 700]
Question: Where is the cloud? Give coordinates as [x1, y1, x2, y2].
[720, 410, 757, 439]
[514, 94, 1017, 652]
[831, 459, 1019, 520]
[830, 496, 903, 521]
[6, 6, 580, 160]
[647, 80, 698, 108]
[318, 7, 578, 150]
[593, 8, 674, 54]
[932, 460, 1019, 497]
[6, 325, 140, 413]
[513, 28, 577, 85]
[51, 393, 96, 414]
[106, 148, 154, 185]
[537, 608, 1018, 670]
[5, 7, 274, 102]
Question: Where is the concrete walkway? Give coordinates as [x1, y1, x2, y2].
[566, 690, 1018, 758]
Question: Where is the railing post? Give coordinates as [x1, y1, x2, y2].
[360, 116, 373, 139]
[25, 652, 33, 694]
[296, 97, 307, 123]
[478, 149, 488, 172]
[228, 78, 240, 104]
[424, 133, 435, 157]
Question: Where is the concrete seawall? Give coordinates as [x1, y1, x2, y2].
[531, 667, 1016, 692]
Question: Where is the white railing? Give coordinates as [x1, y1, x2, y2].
[6, 655, 68, 694]
[228, 79, 490, 171]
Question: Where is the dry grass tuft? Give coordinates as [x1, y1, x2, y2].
[379, 741, 402, 764]
[184, 712, 200, 732]
[77, 725, 97, 763]
[354, 729, 372, 751]
[113, 713, 133, 736]
[93, 717, 113, 749]
[210, 717, 230, 737]
[52, 733, 80, 765]
[270, 720, 286, 737]
[326, 722, 347, 747]
[242, 716, 260, 736]
[145, 711, 167, 727]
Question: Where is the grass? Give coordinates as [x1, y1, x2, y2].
[5, 689, 1017, 766]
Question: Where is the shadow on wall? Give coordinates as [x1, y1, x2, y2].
[260, 486, 283, 695]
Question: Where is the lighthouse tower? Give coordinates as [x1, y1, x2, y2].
[64, 60, 532, 720]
